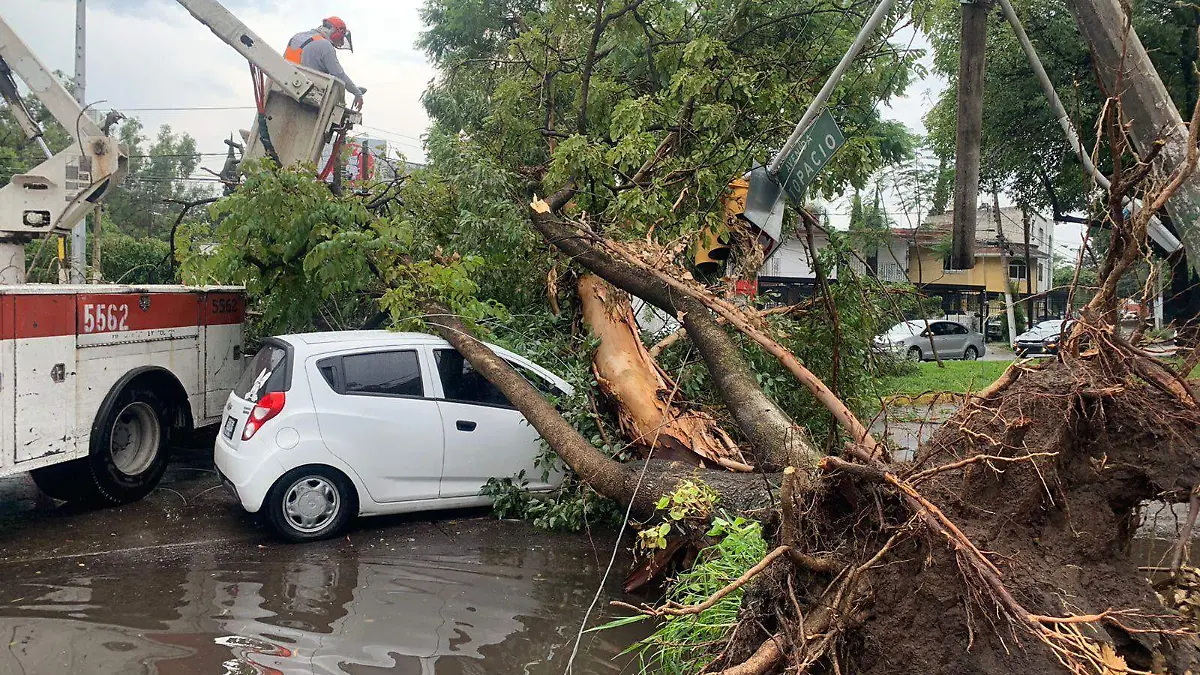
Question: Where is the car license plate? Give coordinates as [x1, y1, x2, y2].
[223, 415, 237, 439]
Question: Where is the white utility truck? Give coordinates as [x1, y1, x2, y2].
[0, 0, 358, 504]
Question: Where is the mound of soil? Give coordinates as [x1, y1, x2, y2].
[852, 361, 1200, 674]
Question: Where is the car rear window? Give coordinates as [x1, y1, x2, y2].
[236, 344, 289, 403]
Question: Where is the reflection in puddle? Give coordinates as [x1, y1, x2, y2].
[0, 524, 643, 674]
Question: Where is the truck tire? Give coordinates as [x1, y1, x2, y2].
[29, 459, 91, 502]
[86, 385, 172, 505]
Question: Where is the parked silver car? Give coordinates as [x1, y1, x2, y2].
[875, 320, 987, 362]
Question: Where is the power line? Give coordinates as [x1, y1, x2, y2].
[118, 105, 255, 112]
[357, 123, 423, 142]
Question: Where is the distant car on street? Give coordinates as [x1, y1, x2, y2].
[215, 331, 571, 542]
[874, 320, 987, 362]
[985, 315, 1004, 342]
[1013, 319, 1068, 356]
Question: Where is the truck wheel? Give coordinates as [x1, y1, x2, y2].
[87, 386, 171, 505]
[266, 466, 356, 543]
[29, 459, 91, 502]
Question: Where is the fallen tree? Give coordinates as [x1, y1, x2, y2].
[188, 0, 1200, 671]
[577, 273, 751, 471]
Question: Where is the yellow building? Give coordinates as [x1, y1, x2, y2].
[890, 205, 1054, 320]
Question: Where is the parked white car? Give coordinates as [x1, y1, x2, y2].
[215, 331, 572, 542]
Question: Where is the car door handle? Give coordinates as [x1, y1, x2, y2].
[456, 420, 477, 432]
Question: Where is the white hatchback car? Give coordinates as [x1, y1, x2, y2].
[215, 331, 571, 542]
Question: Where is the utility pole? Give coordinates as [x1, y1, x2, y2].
[1023, 209, 1034, 329]
[993, 193, 1018, 344]
[950, 0, 992, 270]
[1065, 0, 1200, 271]
[70, 0, 87, 284]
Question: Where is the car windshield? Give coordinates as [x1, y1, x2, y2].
[884, 321, 922, 338]
[1034, 320, 1064, 332]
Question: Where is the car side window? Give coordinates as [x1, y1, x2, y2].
[951, 323, 969, 335]
[928, 322, 947, 336]
[319, 350, 424, 397]
[434, 349, 512, 407]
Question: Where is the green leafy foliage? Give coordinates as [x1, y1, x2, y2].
[106, 119, 215, 239]
[639, 479, 719, 551]
[599, 515, 769, 674]
[482, 471, 625, 531]
[419, 0, 922, 249]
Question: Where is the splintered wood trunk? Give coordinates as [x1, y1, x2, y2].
[578, 274, 752, 471]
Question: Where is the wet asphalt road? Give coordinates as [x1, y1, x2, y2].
[0, 434, 644, 675]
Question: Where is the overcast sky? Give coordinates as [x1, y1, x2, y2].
[2, 0, 431, 170]
[2, 0, 1082, 257]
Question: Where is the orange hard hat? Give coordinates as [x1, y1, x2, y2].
[322, 16, 350, 46]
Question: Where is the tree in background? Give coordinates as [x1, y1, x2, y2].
[105, 118, 215, 240]
[920, 0, 1198, 216]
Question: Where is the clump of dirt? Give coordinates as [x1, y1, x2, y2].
[849, 360, 1200, 674]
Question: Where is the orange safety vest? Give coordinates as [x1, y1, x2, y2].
[283, 34, 324, 64]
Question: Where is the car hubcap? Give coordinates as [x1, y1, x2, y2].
[966, 349, 977, 360]
[283, 477, 339, 533]
[110, 402, 160, 476]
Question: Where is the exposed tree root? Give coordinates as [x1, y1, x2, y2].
[628, 357, 1200, 674]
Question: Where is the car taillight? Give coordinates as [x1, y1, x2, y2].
[242, 392, 286, 441]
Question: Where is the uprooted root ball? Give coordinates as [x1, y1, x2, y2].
[715, 359, 1200, 675]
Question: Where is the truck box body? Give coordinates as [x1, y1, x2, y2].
[0, 285, 245, 477]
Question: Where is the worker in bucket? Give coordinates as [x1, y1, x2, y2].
[284, 17, 365, 107]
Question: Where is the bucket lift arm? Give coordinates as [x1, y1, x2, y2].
[0, 16, 126, 265]
[175, 0, 360, 168]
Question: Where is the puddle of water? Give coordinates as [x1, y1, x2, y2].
[0, 521, 647, 675]
[871, 403, 959, 461]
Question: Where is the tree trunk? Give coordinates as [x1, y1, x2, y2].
[578, 274, 752, 471]
[529, 190, 822, 473]
[424, 303, 775, 516]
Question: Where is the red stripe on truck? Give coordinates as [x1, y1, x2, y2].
[0, 296, 12, 340]
[77, 294, 200, 335]
[202, 293, 246, 326]
[16, 295, 76, 338]
[0, 291, 246, 339]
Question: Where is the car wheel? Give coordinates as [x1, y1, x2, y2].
[87, 386, 172, 505]
[906, 346, 922, 362]
[963, 346, 979, 361]
[266, 466, 356, 543]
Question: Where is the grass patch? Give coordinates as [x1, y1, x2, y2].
[596, 516, 767, 674]
[878, 359, 1013, 399]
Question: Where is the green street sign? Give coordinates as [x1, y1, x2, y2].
[774, 109, 845, 205]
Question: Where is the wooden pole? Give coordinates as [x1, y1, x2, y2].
[994, 193, 1018, 343]
[1023, 209, 1034, 328]
[950, 0, 993, 270]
